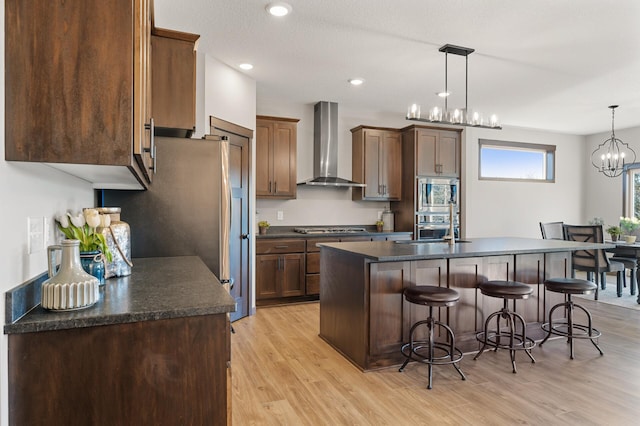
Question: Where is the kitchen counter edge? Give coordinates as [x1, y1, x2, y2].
[4, 256, 236, 335]
[317, 237, 615, 261]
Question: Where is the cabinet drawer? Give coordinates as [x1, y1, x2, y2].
[256, 239, 305, 254]
[306, 253, 320, 274]
[306, 238, 340, 253]
[306, 274, 320, 295]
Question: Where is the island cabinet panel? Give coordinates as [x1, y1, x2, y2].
[515, 253, 545, 322]
[408, 259, 448, 341]
[448, 257, 483, 335]
[9, 314, 230, 426]
[543, 251, 573, 314]
[369, 262, 410, 359]
[319, 250, 368, 369]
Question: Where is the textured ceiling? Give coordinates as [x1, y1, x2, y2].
[154, 0, 640, 135]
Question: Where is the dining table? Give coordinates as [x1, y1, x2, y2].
[606, 240, 640, 304]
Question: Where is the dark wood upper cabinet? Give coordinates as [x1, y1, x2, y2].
[351, 126, 402, 201]
[256, 116, 298, 199]
[151, 28, 200, 138]
[4, 0, 157, 189]
[415, 128, 461, 177]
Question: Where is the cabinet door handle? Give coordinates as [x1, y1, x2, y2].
[269, 181, 272, 193]
[274, 181, 278, 194]
[274, 245, 289, 249]
[150, 144, 157, 174]
[144, 117, 155, 159]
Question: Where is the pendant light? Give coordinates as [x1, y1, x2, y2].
[591, 105, 636, 178]
[406, 44, 501, 130]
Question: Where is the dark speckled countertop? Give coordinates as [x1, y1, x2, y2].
[4, 256, 236, 334]
[318, 237, 615, 261]
[256, 225, 413, 239]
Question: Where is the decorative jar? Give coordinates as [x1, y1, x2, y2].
[42, 239, 99, 311]
[96, 207, 132, 278]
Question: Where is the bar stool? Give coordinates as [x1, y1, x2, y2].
[399, 286, 466, 389]
[540, 277, 604, 359]
[473, 280, 536, 373]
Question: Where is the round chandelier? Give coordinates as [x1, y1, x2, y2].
[591, 105, 636, 178]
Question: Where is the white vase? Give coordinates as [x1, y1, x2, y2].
[42, 239, 100, 311]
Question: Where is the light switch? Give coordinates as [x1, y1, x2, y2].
[28, 217, 46, 254]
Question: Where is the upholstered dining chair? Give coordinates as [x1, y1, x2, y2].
[563, 224, 624, 300]
[540, 221, 565, 240]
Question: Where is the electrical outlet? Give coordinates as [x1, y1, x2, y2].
[28, 217, 46, 254]
[277, 211, 284, 221]
[378, 211, 383, 220]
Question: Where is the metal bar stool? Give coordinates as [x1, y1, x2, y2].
[473, 280, 536, 373]
[399, 286, 466, 389]
[540, 277, 604, 359]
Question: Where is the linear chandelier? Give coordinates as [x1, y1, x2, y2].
[591, 105, 636, 178]
[406, 44, 501, 130]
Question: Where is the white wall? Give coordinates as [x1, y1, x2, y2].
[463, 126, 586, 238]
[583, 125, 640, 228]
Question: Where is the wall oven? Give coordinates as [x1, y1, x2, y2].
[416, 212, 459, 240]
[417, 177, 459, 212]
[415, 177, 460, 240]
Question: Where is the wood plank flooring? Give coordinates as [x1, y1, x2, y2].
[231, 300, 640, 425]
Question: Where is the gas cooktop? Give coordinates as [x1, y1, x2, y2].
[293, 227, 368, 234]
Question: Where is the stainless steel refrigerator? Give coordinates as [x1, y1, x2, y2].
[99, 135, 233, 310]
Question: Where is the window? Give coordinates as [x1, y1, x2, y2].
[479, 139, 555, 182]
[623, 163, 640, 218]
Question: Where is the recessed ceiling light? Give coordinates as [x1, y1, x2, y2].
[239, 63, 254, 70]
[266, 2, 292, 17]
[348, 78, 365, 86]
[437, 91, 450, 98]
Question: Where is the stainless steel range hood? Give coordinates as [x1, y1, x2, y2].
[298, 101, 365, 187]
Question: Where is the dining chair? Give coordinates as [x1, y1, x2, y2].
[563, 224, 624, 300]
[540, 221, 565, 240]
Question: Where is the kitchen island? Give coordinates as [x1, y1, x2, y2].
[5, 256, 235, 426]
[318, 237, 612, 371]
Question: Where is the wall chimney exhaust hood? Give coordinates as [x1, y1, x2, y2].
[298, 101, 365, 187]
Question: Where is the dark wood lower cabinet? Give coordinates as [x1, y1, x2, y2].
[9, 314, 230, 426]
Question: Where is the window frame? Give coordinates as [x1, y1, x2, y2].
[478, 139, 556, 183]
[622, 162, 640, 217]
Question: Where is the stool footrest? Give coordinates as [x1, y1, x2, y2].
[400, 341, 464, 366]
[475, 331, 536, 351]
[541, 321, 602, 340]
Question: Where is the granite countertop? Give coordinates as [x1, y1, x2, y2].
[318, 237, 615, 262]
[4, 256, 236, 334]
[257, 225, 413, 239]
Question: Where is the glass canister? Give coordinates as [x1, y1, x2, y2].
[96, 207, 132, 278]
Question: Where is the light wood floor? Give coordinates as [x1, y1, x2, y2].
[231, 300, 640, 425]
